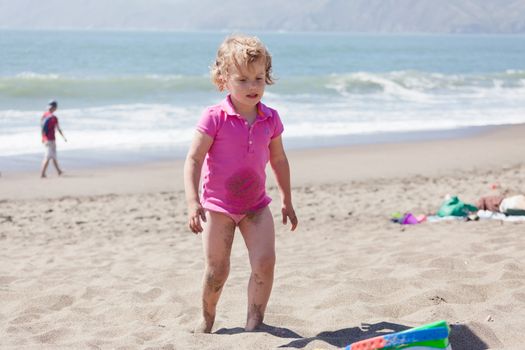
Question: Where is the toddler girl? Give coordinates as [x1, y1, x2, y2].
[184, 34, 298, 333]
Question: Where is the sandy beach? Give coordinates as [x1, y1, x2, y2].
[1, 124, 525, 349]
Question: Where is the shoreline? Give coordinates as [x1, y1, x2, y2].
[1, 123, 524, 200]
[0, 123, 511, 174]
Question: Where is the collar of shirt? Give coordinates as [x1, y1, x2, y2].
[220, 94, 273, 122]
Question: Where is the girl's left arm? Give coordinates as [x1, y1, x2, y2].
[269, 135, 298, 231]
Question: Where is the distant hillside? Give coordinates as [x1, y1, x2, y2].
[1, 0, 524, 33]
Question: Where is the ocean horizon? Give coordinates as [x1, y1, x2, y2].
[1, 30, 524, 171]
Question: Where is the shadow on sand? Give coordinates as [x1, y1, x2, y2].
[216, 321, 488, 349]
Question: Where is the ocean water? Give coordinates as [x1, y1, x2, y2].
[1, 30, 525, 169]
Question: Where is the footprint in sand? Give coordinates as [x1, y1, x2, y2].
[34, 328, 71, 344]
[0, 275, 18, 285]
[9, 313, 41, 324]
[29, 294, 75, 312]
[48, 295, 75, 311]
[503, 262, 524, 272]
[81, 286, 105, 301]
[512, 292, 525, 302]
[479, 254, 507, 264]
[133, 287, 162, 302]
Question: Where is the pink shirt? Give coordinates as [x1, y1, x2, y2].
[197, 95, 284, 215]
[41, 111, 58, 142]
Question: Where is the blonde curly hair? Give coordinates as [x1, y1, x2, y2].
[210, 34, 274, 91]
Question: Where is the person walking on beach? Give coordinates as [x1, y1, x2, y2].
[40, 100, 67, 178]
[184, 34, 298, 333]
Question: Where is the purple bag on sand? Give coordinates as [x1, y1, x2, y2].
[402, 213, 419, 225]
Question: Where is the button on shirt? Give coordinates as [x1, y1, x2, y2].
[196, 95, 284, 215]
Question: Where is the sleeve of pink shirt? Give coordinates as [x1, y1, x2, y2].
[270, 109, 284, 139]
[196, 107, 220, 138]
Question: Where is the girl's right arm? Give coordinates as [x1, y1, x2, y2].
[184, 131, 213, 234]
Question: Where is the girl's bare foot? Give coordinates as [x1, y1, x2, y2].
[193, 318, 214, 334]
[193, 306, 215, 333]
[245, 303, 264, 331]
[245, 319, 263, 331]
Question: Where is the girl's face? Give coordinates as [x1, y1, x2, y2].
[225, 60, 266, 116]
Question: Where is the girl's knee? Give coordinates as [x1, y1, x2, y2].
[205, 262, 230, 290]
[251, 254, 275, 274]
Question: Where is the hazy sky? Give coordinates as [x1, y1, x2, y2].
[1, 0, 524, 33]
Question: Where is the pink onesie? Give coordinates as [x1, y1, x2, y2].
[196, 95, 284, 223]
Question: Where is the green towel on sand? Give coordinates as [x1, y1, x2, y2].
[437, 196, 478, 217]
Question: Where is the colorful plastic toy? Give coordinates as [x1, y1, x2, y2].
[346, 320, 451, 350]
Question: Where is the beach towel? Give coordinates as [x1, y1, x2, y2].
[427, 211, 525, 222]
[437, 196, 477, 217]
